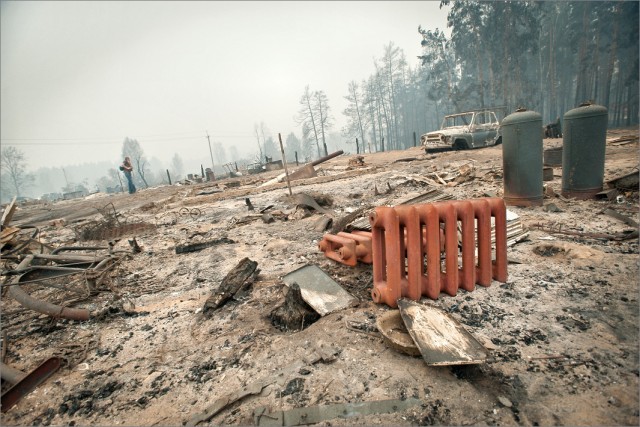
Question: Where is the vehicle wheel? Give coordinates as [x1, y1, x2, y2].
[495, 136, 502, 146]
[453, 140, 468, 150]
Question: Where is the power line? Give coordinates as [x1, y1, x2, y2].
[1, 134, 256, 146]
[0, 130, 255, 143]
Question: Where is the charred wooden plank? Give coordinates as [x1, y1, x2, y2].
[270, 283, 320, 331]
[203, 258, 258, 314]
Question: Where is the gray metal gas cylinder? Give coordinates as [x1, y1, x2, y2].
[561, 103, 608, 199]
[501, 109, 543, 206]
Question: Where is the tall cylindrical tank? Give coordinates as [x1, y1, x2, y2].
[561, 103, 608, 199]
[501, 109, 543, 206]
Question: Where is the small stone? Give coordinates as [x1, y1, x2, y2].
[608, 396, 621, 407]
[299, 367, 311, 375]
[497, 396, 513, 408]
[544, 203, 562, 213]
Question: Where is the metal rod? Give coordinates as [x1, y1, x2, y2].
[278, 133, 293, 197]
[1, 357, 62, 413]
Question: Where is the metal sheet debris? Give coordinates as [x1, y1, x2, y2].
[376, 310, 421, 357]
[254, 397, 421, 426]
[282, 265, 358, 316]
[398, 299, 488, 366]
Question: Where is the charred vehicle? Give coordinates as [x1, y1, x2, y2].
[421, 109, 502, 152]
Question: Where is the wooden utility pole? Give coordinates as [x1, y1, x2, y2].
[206, 131, 215, 180]
[278, 133, 293, 197]
[61, 168, 69, 188]
[117, 172, 124, 193]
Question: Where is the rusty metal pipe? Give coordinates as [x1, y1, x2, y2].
[8, 285, 90, 321]
[50, 246, 109, 254]
[32, 254, 108, 263]
[7, 255, 90, 321]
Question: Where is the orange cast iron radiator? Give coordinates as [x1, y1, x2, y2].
[318, 231, 373, 267]
[369, 198, 508, 308]
[318, 229, 446, 267]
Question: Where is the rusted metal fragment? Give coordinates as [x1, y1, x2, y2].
[76, 222, 156, 241]
[203, 258, 258, 314]
[17, 266, 94, 283]
[288, 164, 317, 181]
[254, 398, 421, 426]
[398, 299, 487, 366]
[175, 237, 235, 254]
[606, 171, 639, 191]
[282, 265, 357, 316]
[1, 357, 62, 413]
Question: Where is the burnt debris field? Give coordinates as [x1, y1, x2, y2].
[1, 128, 638, 427]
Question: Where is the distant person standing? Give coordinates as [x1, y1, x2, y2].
[120, 156, 136, 194]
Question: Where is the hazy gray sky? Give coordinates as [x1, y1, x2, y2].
[1, 1, 449, 171]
